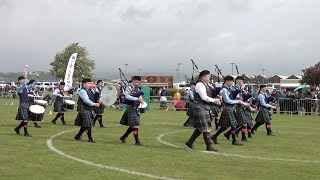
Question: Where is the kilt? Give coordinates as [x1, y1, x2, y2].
[16, 103, 30, 121]
[219, 106, 238, 128]
[255, 108, 271, 123]
[94, 104, 105, 115]
[120, 105, 140, 126]
[188, 104, 212, 129]
[211, 104, 220, 117]
[54, 100, 65, 112]
[245, 111, 253, 126]
[235, 105, 249, 126]
[186, 102, 194, 117]
[75, 109, 94, 127]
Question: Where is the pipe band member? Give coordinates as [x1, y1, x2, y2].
[185, 70, 221, 152]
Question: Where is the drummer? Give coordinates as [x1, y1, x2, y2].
[14, 71, 39, 137]
[93, 80, 105, 128]
[29, 86, 43, 128]
[74, 78, 101, 143]
[52, 82, 67, 125]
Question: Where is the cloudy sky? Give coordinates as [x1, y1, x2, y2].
[0, 0, 319, 77]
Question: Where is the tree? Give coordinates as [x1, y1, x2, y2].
[301, 61, 320, 87]
[50, 43, 95, 83]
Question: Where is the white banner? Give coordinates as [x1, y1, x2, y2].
[64, 53, 78, 91]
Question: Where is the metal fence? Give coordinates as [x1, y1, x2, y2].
[277, 98, 320, 115]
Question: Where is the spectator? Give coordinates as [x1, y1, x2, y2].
[278, 89, 286, 114]
[304, 90, 313, 115]
[317, 92, 320, 116]
[271, 89, 278, 114]
[173, 89, 181, 100]
[160, 87, 169, 97]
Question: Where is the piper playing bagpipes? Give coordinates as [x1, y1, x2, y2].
[119, 76, 145, 145]
[185, 70, 221, 152]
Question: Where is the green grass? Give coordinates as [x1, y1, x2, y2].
[0, 98, 320, 180]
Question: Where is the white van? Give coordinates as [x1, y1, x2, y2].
[267, 83, 281, 92]
[36, 82, 59, 91]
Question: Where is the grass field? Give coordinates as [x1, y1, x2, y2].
[1, 98, 320, 180]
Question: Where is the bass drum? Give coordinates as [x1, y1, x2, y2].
[101, 85, 118, 107]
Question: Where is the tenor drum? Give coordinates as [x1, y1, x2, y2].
[64, 100, 76, 111]
[29, 105, 45, 122]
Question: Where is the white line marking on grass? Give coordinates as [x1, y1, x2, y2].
[156, 130, 320, 164]
[273, 126, 320, 130]
[47, 129, 182, 180]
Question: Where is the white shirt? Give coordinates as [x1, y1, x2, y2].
[195, 82, 218, 103]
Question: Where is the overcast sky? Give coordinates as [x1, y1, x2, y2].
[0, 0, 319, 77]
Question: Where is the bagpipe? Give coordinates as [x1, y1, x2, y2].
[190, 59, 221, 99]
[117, 68, 145, 108]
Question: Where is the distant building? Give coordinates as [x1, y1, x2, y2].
[140, 76, 173, 88]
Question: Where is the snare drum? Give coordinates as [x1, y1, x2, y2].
[29, 105, 45, 122]
[35, 100, 48, 109]
[64, 100, 75, 111]
[138, 102, 148, 114]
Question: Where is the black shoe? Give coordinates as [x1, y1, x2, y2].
[24, 133, 32, 137]
[88, 139, 96, 143]
[206, 146, 218, 152]
[185, 141, 194, 150]
[248, 134, 252, 138]
[135, 142, 142, 145]
[63, 123, 67, 125]
[34, 125, 41, 128]
[241, 138, 248, 142]
[211, 136, 219, 144]
[232, 141, 244, 146]
[100, 125, 106, 128]
[120, 137, 126, 143]
[224, 133, 230, 140]
[251, 130, 255, 134]
[267, 133, 275, 136]
[51, 120, 56, 124]
[74, 136, 81, 140]
[14, 128, 20, 135]
[183, 123, 188, 127]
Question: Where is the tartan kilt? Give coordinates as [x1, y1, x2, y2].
[120, 105, 140, 126]
[186, 102, 194, 117]
[219, 106, 238, 128]
[54, 100, 65, 112]
[94, 104, 105, 115]
[16, 103, 30, 121]
[255, 108, 271, 123]
[75, 109, 94, 127]
[235, 105, 249, 126]
[245, 111, 254, 126]
[188, 105, 212, 129]
[211, 105, 220, 117]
